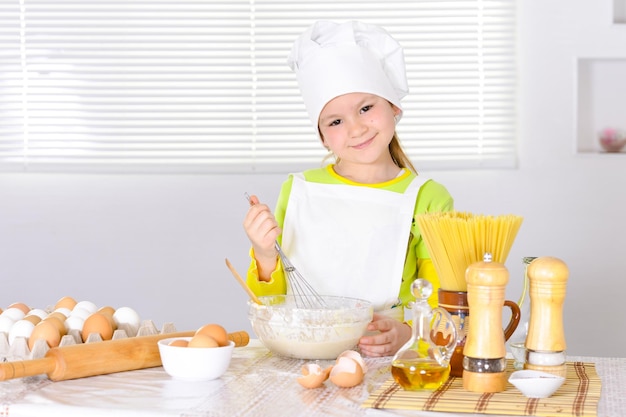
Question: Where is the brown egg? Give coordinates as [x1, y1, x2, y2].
[82, 313, 114, 342]
[297, 364, 332, 389]
[329, 356, 364, 388]
[96, 306, 118, 331]
[43, 315, 67, 336]
[55, 296, 77, 311]
[188, 333, 219, 348]
[23, 315, 41, 325]
[168, 339, 189, 347]
[97, 306, 116, 317]
[29, 320, 62, 350]
[8, 302, 30, 315]
[195, 323, 228, 347]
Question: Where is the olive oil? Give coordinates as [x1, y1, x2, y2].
[390, 279, 457, 391]
[391, 359, 450, 391]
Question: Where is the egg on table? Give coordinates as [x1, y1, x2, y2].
[298, 350, 366, 389]
[297, 364, 332, 389]
[329, 355, 365, 388]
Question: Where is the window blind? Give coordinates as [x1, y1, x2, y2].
[0, 0, 517, 174]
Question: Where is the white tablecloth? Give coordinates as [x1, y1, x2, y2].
[0, 340, 623, 417]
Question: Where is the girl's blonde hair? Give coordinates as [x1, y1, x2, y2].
[322, 132, 417, 174]
[389, 133, 417, 173]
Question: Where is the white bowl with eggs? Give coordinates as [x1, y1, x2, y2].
[158, 337, 234, 381]
[248, 295, 373, 360]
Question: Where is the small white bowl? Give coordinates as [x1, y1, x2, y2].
[158, 337, 234, 381]
[508, 370, 565, 398]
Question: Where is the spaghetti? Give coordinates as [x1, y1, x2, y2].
[417, 211, 523, 291]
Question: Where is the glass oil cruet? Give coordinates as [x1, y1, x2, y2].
[391, 279, 458, 391]
[507, 256, 537, 370]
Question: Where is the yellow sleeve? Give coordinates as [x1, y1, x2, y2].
[417, 258, 440, 309]
[399, 179, 453, 311]
[245, 247, 287, 296]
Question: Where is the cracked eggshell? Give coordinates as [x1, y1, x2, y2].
[337, 350, 367, 373]
[329, 356, 364, 388]
[297, 363, 331, 389]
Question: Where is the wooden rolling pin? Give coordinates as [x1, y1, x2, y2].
[0, 330, 249, 381]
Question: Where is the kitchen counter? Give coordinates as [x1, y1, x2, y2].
[0, 340, 623, 417]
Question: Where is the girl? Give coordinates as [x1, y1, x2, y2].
[243, 20, 453, 357]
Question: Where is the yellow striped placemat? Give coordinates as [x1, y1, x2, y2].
[362, 361, 600, 417]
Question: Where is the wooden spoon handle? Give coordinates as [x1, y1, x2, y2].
[225, 258, 262, 305]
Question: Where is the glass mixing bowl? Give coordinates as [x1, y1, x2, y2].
[248, 295, 373, 360]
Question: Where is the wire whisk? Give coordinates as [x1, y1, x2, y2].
[245, 193, 327, 309]
[274, 240, 327, 309]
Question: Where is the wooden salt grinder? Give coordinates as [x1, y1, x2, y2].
[462, 253, 509, 393]
[524, 256, 569, 378]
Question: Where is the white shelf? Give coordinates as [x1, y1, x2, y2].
[575, 57, 626, 154]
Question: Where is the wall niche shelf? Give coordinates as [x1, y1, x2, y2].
[575, 57, 626, 154]
[615, 0, 626, 24]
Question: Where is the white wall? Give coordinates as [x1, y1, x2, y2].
[1, 0, 625, 357]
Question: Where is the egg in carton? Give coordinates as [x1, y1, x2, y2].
[0, 320, 178, 362]
[0, 299, 181, 361]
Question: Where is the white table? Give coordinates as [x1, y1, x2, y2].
[0, 340, 623, 417]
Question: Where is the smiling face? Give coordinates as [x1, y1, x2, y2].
[318, 92, 401, 172]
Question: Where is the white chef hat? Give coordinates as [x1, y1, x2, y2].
[287, 20, 409, 128]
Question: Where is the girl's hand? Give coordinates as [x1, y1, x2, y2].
[243, 194, 281, 279]
[357, 313, 411, 357]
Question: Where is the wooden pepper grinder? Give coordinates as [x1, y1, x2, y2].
[462, 253, 509, 393]
[524, 256, 569, 378]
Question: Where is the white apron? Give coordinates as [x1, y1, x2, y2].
[282, 172, 427, 320]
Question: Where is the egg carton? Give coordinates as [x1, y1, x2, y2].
[0, 320, 177, 362]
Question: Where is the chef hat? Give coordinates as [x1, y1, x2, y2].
[287, 20, 409, 128]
